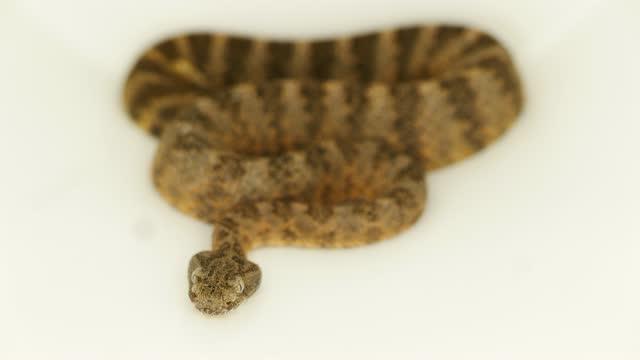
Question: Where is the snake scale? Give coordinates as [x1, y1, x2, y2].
[123, 24, 523, 315]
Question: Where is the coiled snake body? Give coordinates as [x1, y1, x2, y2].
[123, 25, 523, 315]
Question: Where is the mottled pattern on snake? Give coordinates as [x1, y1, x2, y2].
[123, 25, 523, 315]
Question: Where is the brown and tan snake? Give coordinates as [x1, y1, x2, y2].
[123, 24, 524, 315]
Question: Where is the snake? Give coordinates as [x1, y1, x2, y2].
[123, 24, 524, 315]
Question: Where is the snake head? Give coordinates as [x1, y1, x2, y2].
[188, 250, 261, 315]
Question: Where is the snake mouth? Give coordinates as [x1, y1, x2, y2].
[188, 282, 242, 315]
[190, 297, 236, 315]
[199, 307, 228, 315]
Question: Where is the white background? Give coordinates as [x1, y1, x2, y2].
[1, 0, 639, 358]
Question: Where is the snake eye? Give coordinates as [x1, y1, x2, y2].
[191, 268, 205, 283]
[231, 276, 245, 293]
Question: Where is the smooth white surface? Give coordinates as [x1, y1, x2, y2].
[1, 0, 639, 358]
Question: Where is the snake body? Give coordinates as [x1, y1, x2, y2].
[123, 25, 523, 315]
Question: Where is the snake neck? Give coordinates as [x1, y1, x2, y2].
[211, 224, 247, 254]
